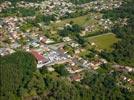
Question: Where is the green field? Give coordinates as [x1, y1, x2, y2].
[53, 15, 88, 26]
[88, 33, 120, 51]
[50, 13, 100, 31]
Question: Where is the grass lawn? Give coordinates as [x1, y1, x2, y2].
[88, 33, 120, 51]
[53, 15, 88, 27]
[49, 13, 101, 31]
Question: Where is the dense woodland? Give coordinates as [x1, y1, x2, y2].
[0, 51, 37, 100]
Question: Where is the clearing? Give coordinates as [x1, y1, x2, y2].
[88, 33, 120, 51]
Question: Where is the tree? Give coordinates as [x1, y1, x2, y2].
[21, 71, 45, 97]
[0, 51, 37, 100]
[81, 71, 132, 100]
[43, 15, 56, 25]
[54, 64, 69, 76]
[70, 0, 94, 4]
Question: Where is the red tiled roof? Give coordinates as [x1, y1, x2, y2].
[31, 50, 45, 61]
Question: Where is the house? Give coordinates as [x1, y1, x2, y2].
[11, 43, 21, 49]
[40, 36, 47, 43]
[45, 39, 54, 44]
[58, 47, 65, 54]
[0, 48, 15, 56]
[31, 42, 40, 48]
[75, 49, 80, 54]
[31, 50, 48, 64]
[70, 74, 82, 82]
[47, 67, 55, 72]
[89, 60, 102, 70]
[40, 36, 54, 44]
[0, 48, 7, 56]
[63, 37, 71, 42]
[66, 66, 83, 74]
[71, 42, 79, 48]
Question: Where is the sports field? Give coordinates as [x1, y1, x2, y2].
[88, 33, 120, 51]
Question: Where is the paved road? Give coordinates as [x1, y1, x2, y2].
[47, 41, 73, 50]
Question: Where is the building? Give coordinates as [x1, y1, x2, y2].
[70, 74, 82, 82]
[63, 37, 71, 42]
[31, 50, 48, 64]
[66, 66, 83, 74]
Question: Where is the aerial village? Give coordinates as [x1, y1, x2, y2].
[0, 0, 133, 83]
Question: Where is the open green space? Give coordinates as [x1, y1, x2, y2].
[50, 13, 100, 31]
[54, 15, 88, 26]
[88, 33, 120, 51]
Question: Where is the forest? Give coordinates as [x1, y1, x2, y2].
[0, 51, 37, 100]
